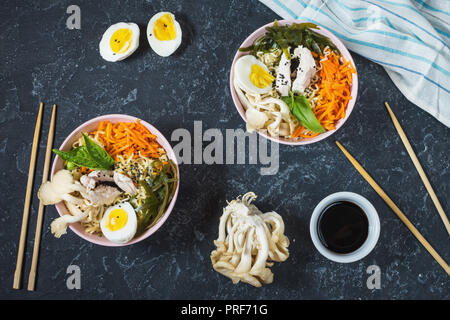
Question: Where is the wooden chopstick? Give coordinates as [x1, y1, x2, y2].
[335, 141, 450, 276]
[13, 102, 44, 289]
[27, 104, 57, 291]
[384, 102, 450, 235]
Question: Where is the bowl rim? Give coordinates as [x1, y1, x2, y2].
[50, 114, 180, 247]
[309, 192, 380, 263]
[229, 19, 358, 145]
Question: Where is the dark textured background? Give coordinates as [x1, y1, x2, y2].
[0, 0, 449, 299]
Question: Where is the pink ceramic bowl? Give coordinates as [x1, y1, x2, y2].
[50, 114, 180, 247]
[230, 20, 358, 145]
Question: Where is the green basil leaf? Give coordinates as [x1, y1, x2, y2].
[53, 134, 114, 170]
[52, 147, 106, 169]
[281, 93, 325, 133]
[82, 133, 114, 170]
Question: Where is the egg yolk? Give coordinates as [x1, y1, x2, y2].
[110, 28, 132, 54]
[250, 64, 275, 88]
[153, 13, 176, 41]
[106, 208, 128, 231]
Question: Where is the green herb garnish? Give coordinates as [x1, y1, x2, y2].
[53, 134, 114, 170]
[281, 92, 325, 134]
[82, 133, 114, 169]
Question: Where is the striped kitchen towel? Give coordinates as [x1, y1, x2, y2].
[259, 0, 450, 127]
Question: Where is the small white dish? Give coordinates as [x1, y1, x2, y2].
[310, 192, 380, 263]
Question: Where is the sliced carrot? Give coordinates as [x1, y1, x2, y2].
[91, 120, 164, 161]
[294, 48, 356, 139]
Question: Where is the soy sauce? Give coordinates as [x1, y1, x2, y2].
[317, 201, 369, 254]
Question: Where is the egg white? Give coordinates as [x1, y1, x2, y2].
[234, 55, 274, 94]
[147, 12, 182, 57]
[99, 22, 140, 62]
[100, 202, 137, 244]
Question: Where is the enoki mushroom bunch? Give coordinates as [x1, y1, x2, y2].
[210, 192, 289, 287]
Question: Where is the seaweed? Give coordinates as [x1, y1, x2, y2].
[134, 159, 178, 235]
[239, 20, 339, 58]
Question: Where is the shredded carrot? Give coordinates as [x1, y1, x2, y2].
[80, 167, 93, 174]
[293, 48, 356, 139]
[314, 49, 355, 128]
[292, 125, 320, 138]
[91, 120, 163, 161]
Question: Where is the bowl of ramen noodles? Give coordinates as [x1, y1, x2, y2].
[230, 20, 358, 145]
[38, 114, 179, 246]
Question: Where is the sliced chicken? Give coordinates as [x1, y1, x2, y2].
[80, 170, 115, 191]
[291, 46, 316, 94]
[84, 185, 121, 206]
[80, 175, 97, 191]
[88, 170, 115, 182]
[114, 172, 138, 195]
[275, 51, 291, 97]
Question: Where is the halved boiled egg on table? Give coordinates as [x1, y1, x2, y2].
[147, 12, 182, 57]
[99, 22, 140, 62]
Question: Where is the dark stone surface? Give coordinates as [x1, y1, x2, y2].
[0, 0, 449, 300]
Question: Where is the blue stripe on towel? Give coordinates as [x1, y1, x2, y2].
[368, 57, 449, 94]
[273, 0, 299, 18]
[412, 0, 450, 17]
[294, 0, 307, 8]
[436, 28, 450, 39]
[335, 0, 368, 11]
[284, 1, 450, 76]
[259, 0, 450, 127]
[300, 0, 445, 49]
[297, 15, 450, 91]
[362, 0, 448, 47]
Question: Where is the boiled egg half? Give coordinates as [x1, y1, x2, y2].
[99, 22, 140, 62]
[100, 202, 137, 244]
[147, 12, 182, 57]
[234, 55, 275, 94]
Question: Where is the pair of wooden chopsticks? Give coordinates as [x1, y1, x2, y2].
[336, 102, 449, 276]
[13, 103, 57, 291]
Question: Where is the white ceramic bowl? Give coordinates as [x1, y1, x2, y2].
[51, 114, 180, 247]
[310, 192, 380, 263]
[230, 20, 358, 145]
